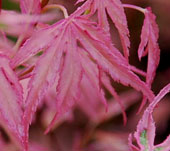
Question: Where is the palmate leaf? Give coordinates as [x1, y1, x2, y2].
[21, 22, 82, 147]
[12, 14, 155, 150]
[0, 55, 25, 150]
[76, 0, 130, 59]
[136, 7, 160, 112]
[78, 48, 108, 109]
[138, 7, 160, 87]
[22, 31, 67, 149]
[44, 27, 83, 133]
[71, 17, 154, 101]
[101, 72, 127, 124]
[42, 81, 74, 129]
[129, 84, 170, 151]
[78, 49, 126, 123]
[11, 20, 65, 68]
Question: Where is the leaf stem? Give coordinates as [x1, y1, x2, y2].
[123, 4, 146, 14]
[42, 4, 69, 18]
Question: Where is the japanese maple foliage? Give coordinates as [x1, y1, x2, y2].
[0, 55, 24, 149]
[0, 0, 169, 151]
[77, 0, 130, 59]
[129, 84, 170, 151]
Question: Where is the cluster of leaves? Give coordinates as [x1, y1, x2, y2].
[0, 0, 169, 151]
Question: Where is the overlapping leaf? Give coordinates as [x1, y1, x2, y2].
[44, 27, 83, 133]
[71, 17, 154, 101]
[12, 14, 155, 150]
[138, 7, 160, 87]
[78, 49, 126, 123]
[78, 48, 108, 109]
[22, 28, 67, 149]
[0, 55, 25, 150]
[11, 20, 64, 68]
[77, 0, 130, 59]
[0, 0, 164, 151]
[129, 83, 170, 151]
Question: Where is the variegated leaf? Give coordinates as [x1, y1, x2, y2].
[130, 84, 170, 151]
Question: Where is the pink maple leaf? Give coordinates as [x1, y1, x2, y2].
[76, 0, 130, 59]
[138, 7, 160, 88]
[11, 12, 155, 150]
[122, 5, 160, 112]
[12, 17, 153, 150]
[0, 55, 25, 150]
[129, 83, 170, 151]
